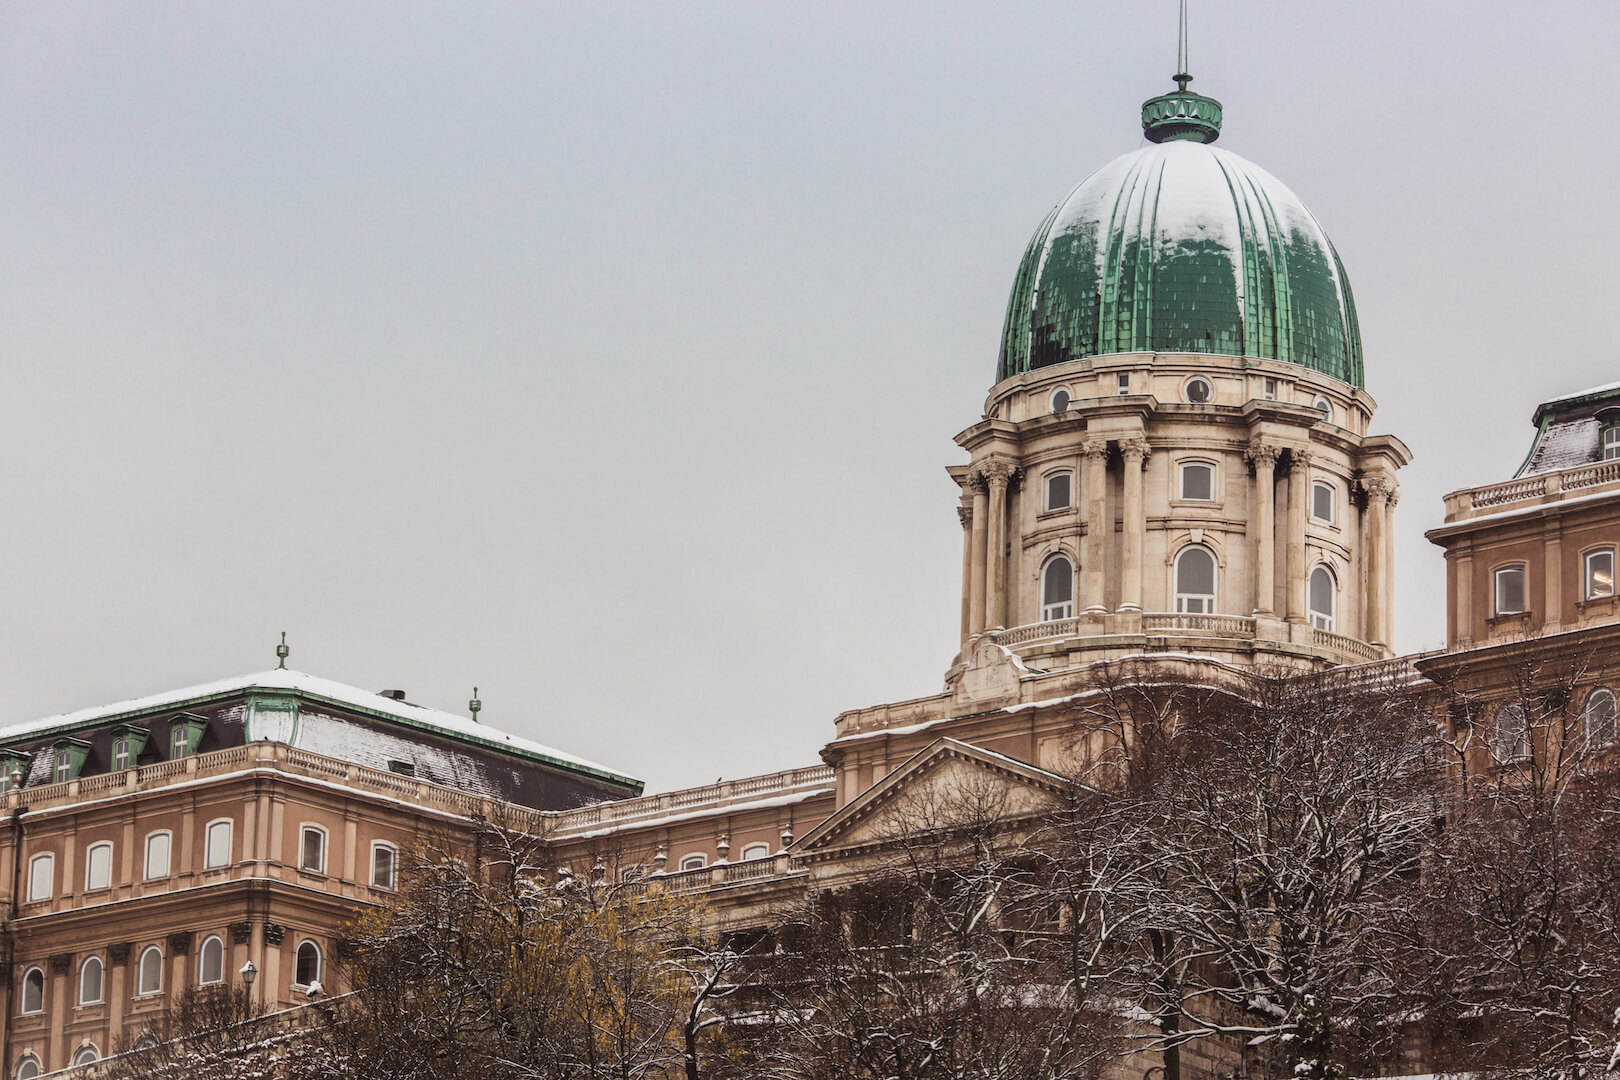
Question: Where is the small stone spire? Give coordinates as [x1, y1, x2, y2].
[275, 632, 290, 670]
[1141, 0, 1222, 144]
[468, 687, 482, 723]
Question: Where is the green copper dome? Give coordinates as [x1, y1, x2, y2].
[997, 105, 1364, 388]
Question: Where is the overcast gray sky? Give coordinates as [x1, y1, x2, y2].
[3, 2, 1617, 794]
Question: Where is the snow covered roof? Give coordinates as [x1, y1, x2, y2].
[1519, 383, 1620, 476]
[0, 668, 638, 787]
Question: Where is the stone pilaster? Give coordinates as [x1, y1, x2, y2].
[1082, 440, 1109, 613]
[1247, 441, 1282, 617]
[968, 475, 989, 637]
[1286, 448, 1311, 623]
[957, 505, 973, 645]
[1118, 438, 1151, 612]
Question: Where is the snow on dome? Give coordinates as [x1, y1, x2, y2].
[998, 140, 1363, 388]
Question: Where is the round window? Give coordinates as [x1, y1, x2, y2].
[1184, 377, 1212, 404]
[1050, 388, 1071, 414]
[1313, 397, 1332, 420]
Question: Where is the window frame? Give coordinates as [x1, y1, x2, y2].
[1311, 480, 1335, 524]
[294, 940, 323, 989]
[1585, 688, 1618, 750]
[27, 853, 54, 902]
[1040, 555, 1076, 622]
[1043, 470, 1073, 512]
[740, 842, 771, 861]
[113, 737, 132, 771]
[1492, 703, 1530, 763]
[1174, 545, 1218, 615]
[1494, 564, 1528, 616]
[299, 824, 329, 875]
[54, 749, 73, 784]
[1603, 424, 1620, 462]
[1308, 565, 1337, 632]
[85, 841, 113, 892]
[1115, 372, 1130, 395]
[679, 854, 707, 872]
[72, 1048, 99, 1068]
[1183, 376, 1213, 404]
[1313, 396, 1333, 422]
[198, 935, 226, 986]
[1177, 460, 1216, 502]
[1049, 387, 1071, 414]
[204, 818, 233, 870]
[15, 1056, 41, 1080]
[136, 945, 164, 996]
[1263, 376, 1278, 400]
[1584, 548, 1615, 600]
[370, 841, 397, 891]
[79, 955, 104, 1006]
[144, 830, 172, 881]
[20, 966, 45, 1014]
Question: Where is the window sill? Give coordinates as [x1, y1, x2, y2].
[1578, 594, 1617, 612]
[1036, 507, 1075, 519]
[1486, 611, 1532, 627]
[298, 868, 328, 879]
[1169, 498, 1220, 509]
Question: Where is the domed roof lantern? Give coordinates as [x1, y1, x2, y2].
[1141, 3, 1221, 143]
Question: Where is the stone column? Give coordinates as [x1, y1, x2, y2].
[958, 505, 973, 645]
[1363, 478, 1392, 647]
[1247, 442, 1281, 617]
[1385, 487, 1399, 643]
[1082, 439, 1109, 613]
[984, 463, 1014, 630]
[968, 477, 989, 637]
[1455, 545, 1474, 647]
[1286, 448, 1311, 623]
[1118, 438, 1150, 611]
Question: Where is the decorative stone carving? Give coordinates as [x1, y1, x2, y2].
[49, 953, 71, 976]
[957, 505, 972, 529]
[1245, 440, 1282, 468]
[652, 844, 668, 873]
[109, 942, 131, 966]
[1081, 438, 1109, 460]
[1119, 437, 1152, 465]
[1362, 476, 1396, 503]
[945, 636, 1028, 710]
[715, 835, 731, 862]
[975, 460, 1018, 488]
[263, 923, 286, 946]
[167, 932, 192, 956]
[229, 921, 253, 946]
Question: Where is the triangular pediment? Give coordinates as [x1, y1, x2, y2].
[795, 738, 1074, 859]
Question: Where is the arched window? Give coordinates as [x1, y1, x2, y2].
[1309, 566, 1337, 632]
[73, 1048, 99, 1067]
[1179, 461, 1214, 501]
[14, 1057, 41, 1080]
[1586, 548, 1615, 600]
[740, 842, 770, 861]
[79, 955, 103, 1005]
[300, 825, 328, 874]
[27, 853, 53, 902]
[205, 819, 233, 869]
[1041, 556, 1075, 621]
[144, 831, 171, 880]
[371, 842, 397, 890]
[679, 854, 707, 871]
[1313, 396, 1332, 421]
[198, 935, 225, 985]
[1493, 704, 1530, 763]
[1586, 689, 1618, 749]
[85, 841, 113, 892]
[137, 945, 164, 996]
[1175, 546, 1217, 614]
[1495, 565, 1527, 616]
[295, 941, 322, 988]
[1044, 470, 1072, 511]
[20, 966, 44, 1013]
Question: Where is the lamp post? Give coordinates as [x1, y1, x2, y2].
[240, 960, 257, 986]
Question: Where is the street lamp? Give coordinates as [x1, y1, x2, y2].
[240, 961, 257, 987]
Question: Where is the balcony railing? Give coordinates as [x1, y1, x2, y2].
[990, 613, 1379, 665]
[1311, 628, 1385, 663]
[550, 766, 835, 836]
[1451, 459, 1620, 517]
[1140, 612, 1257, 636]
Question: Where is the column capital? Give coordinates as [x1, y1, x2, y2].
[1289, 445, 1314, 471]
[975, 460, 1018, 488]
[1119, 437, 1152, 465]
[1245, 440, 1282, 468]
[1081, 438, 1109, 461]
[957, 505, 972, 529]
[1361, 476, 1397, 504]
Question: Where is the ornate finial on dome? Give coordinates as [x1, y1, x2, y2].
[1142, 0, 1222, 144]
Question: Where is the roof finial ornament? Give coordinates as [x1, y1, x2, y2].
[469, 687, 481, 723]
[1141, 0, 1222, 145]
[275, 632, 290, 670]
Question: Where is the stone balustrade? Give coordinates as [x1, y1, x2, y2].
[1446, 459, 1620, 519]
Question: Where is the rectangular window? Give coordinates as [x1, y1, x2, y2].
[372, 844, 396, 890]
[55, 750, 73, 783]
[1495, 566, 1527, 616]
[205, 820, 232, 869]
[28, 854, 54, 901]
[171, 728, 189, 758]
[145, 832, 171, 880]
[301, 827, 327, 874]
[1312, 481, 1334, 523]
[1045, 472, 1072, 511]
[113, 738, 131, 770]
[1116, 372, 1130, 395]
[86, 843, 113, 891]
[1586, 549, 1615, 600]
[1263, 377, 1277, 399]
[1179, 463, 1214, 501]
[1604, 426, 1620, 461]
